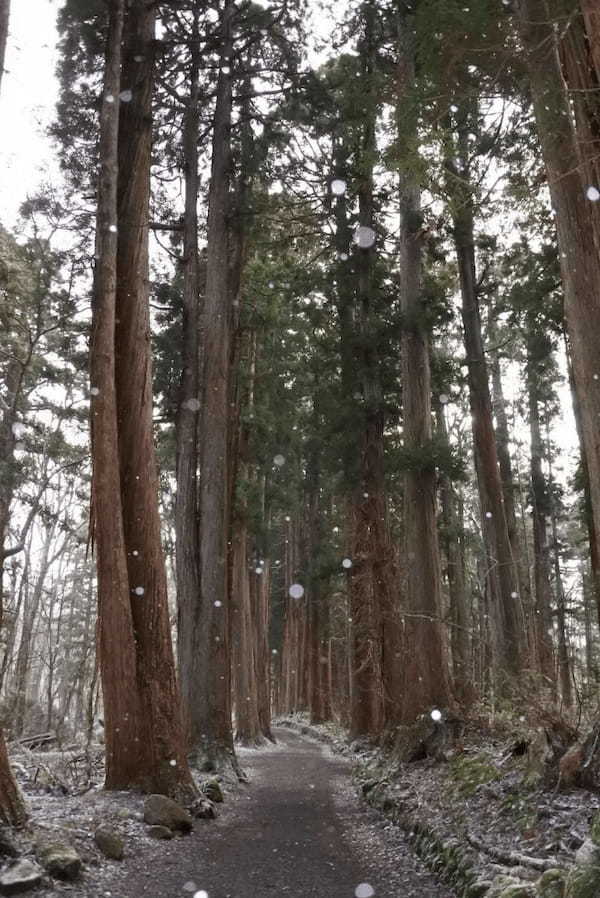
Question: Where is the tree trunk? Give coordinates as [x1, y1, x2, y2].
[0, 730, 25, 828]
[564, 331, 600, 624]
[0, 0, 9, 95]
[436, 401, 473, 705]
[114, 0, 193, 795]
[546, 418, 573, 708]
[397, 19, 451, 721]
[488, 309, 533, 636]
[12, 528, 55, 736]
[518, 0, 600, 642]
[306, 400, 326, 725]
[90, 0, 144, 791]
[581, 0, 600, 82]
[448, 126, 524, 685]
[231, 520, 262, 745]
[175, 10, 201, 746]
[193, 0, 236, 766]
[526, 340, 556, 690]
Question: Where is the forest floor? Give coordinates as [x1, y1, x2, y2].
[17, 727, 454, 898]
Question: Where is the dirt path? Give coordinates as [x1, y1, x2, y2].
[76, 729, 454, 898]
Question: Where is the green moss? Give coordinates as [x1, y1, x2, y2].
[538, 868, 566, 898]
[565, 864, 600, 898]
[497, 886, 536, 898]
[590, 813, 600, 847]
[448, 753, 500, 798]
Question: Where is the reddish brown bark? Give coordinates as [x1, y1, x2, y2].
[518, 0, 600, 636]
[90, 0, 144, 790]
[448, 129, 525, 684]
[95, 0, 193, 795]
[396, 21, 452, 722]
[192, 0, 237, 765]
[231, 520, 262, 745]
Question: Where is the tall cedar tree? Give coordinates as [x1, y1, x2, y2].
[91, 0, 193, 796]
[397, 9, 452, 721]
[193, 0, 237, 766]
[175, 7, 202, 749]
[445, 105, 525, 687]
[517, 0, 600, 630]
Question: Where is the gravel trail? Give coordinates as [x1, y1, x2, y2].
[77, 728, 454, 898]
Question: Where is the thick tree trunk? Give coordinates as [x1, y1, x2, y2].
[580, 0, 600, 82]
[347, 3, 396, 739]
[194, 0, 236, 765]
[564, 331, 600, 624]
[113, 0, 193, 795]
[175, 13, 201, 746]
[398, 32, 451, 720]
[90, 0, 144, 791]
[518, 0, 600, 640]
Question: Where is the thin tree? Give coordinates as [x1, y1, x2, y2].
[0, 0, 26, 824]
[0, 0, 9, 94]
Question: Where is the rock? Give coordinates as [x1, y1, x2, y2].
[524, 731, 555, 788]
[537, 868, 566, 898]
[143, 795, 193, 833]
[94, 826, 124, 860]
[36, 841, 81, 881]
[147, 826, 173, 840]
[0, 860, 43, 895]
[575, 839, 600, 867]
[465, 883, 492, 898]
[559, 744, 584, 789]
[190, 798, 217, 820]
[0, 830, 18, 860]
[202, 779, 223, 803]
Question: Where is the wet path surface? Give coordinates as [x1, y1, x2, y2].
[80, 729, 454, 898]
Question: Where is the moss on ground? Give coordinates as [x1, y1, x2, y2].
[448, 753, 499, 798]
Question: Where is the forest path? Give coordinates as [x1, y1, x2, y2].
[82, 728, 453, 898]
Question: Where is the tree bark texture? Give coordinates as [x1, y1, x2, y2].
[0, 0, 9, 95]
[451, 177, 525, 684]
[175, 12, 201, 745]
[397, 17, 451, 722]
[518, 0, 600, 640]
[193, 0, 236, 765]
